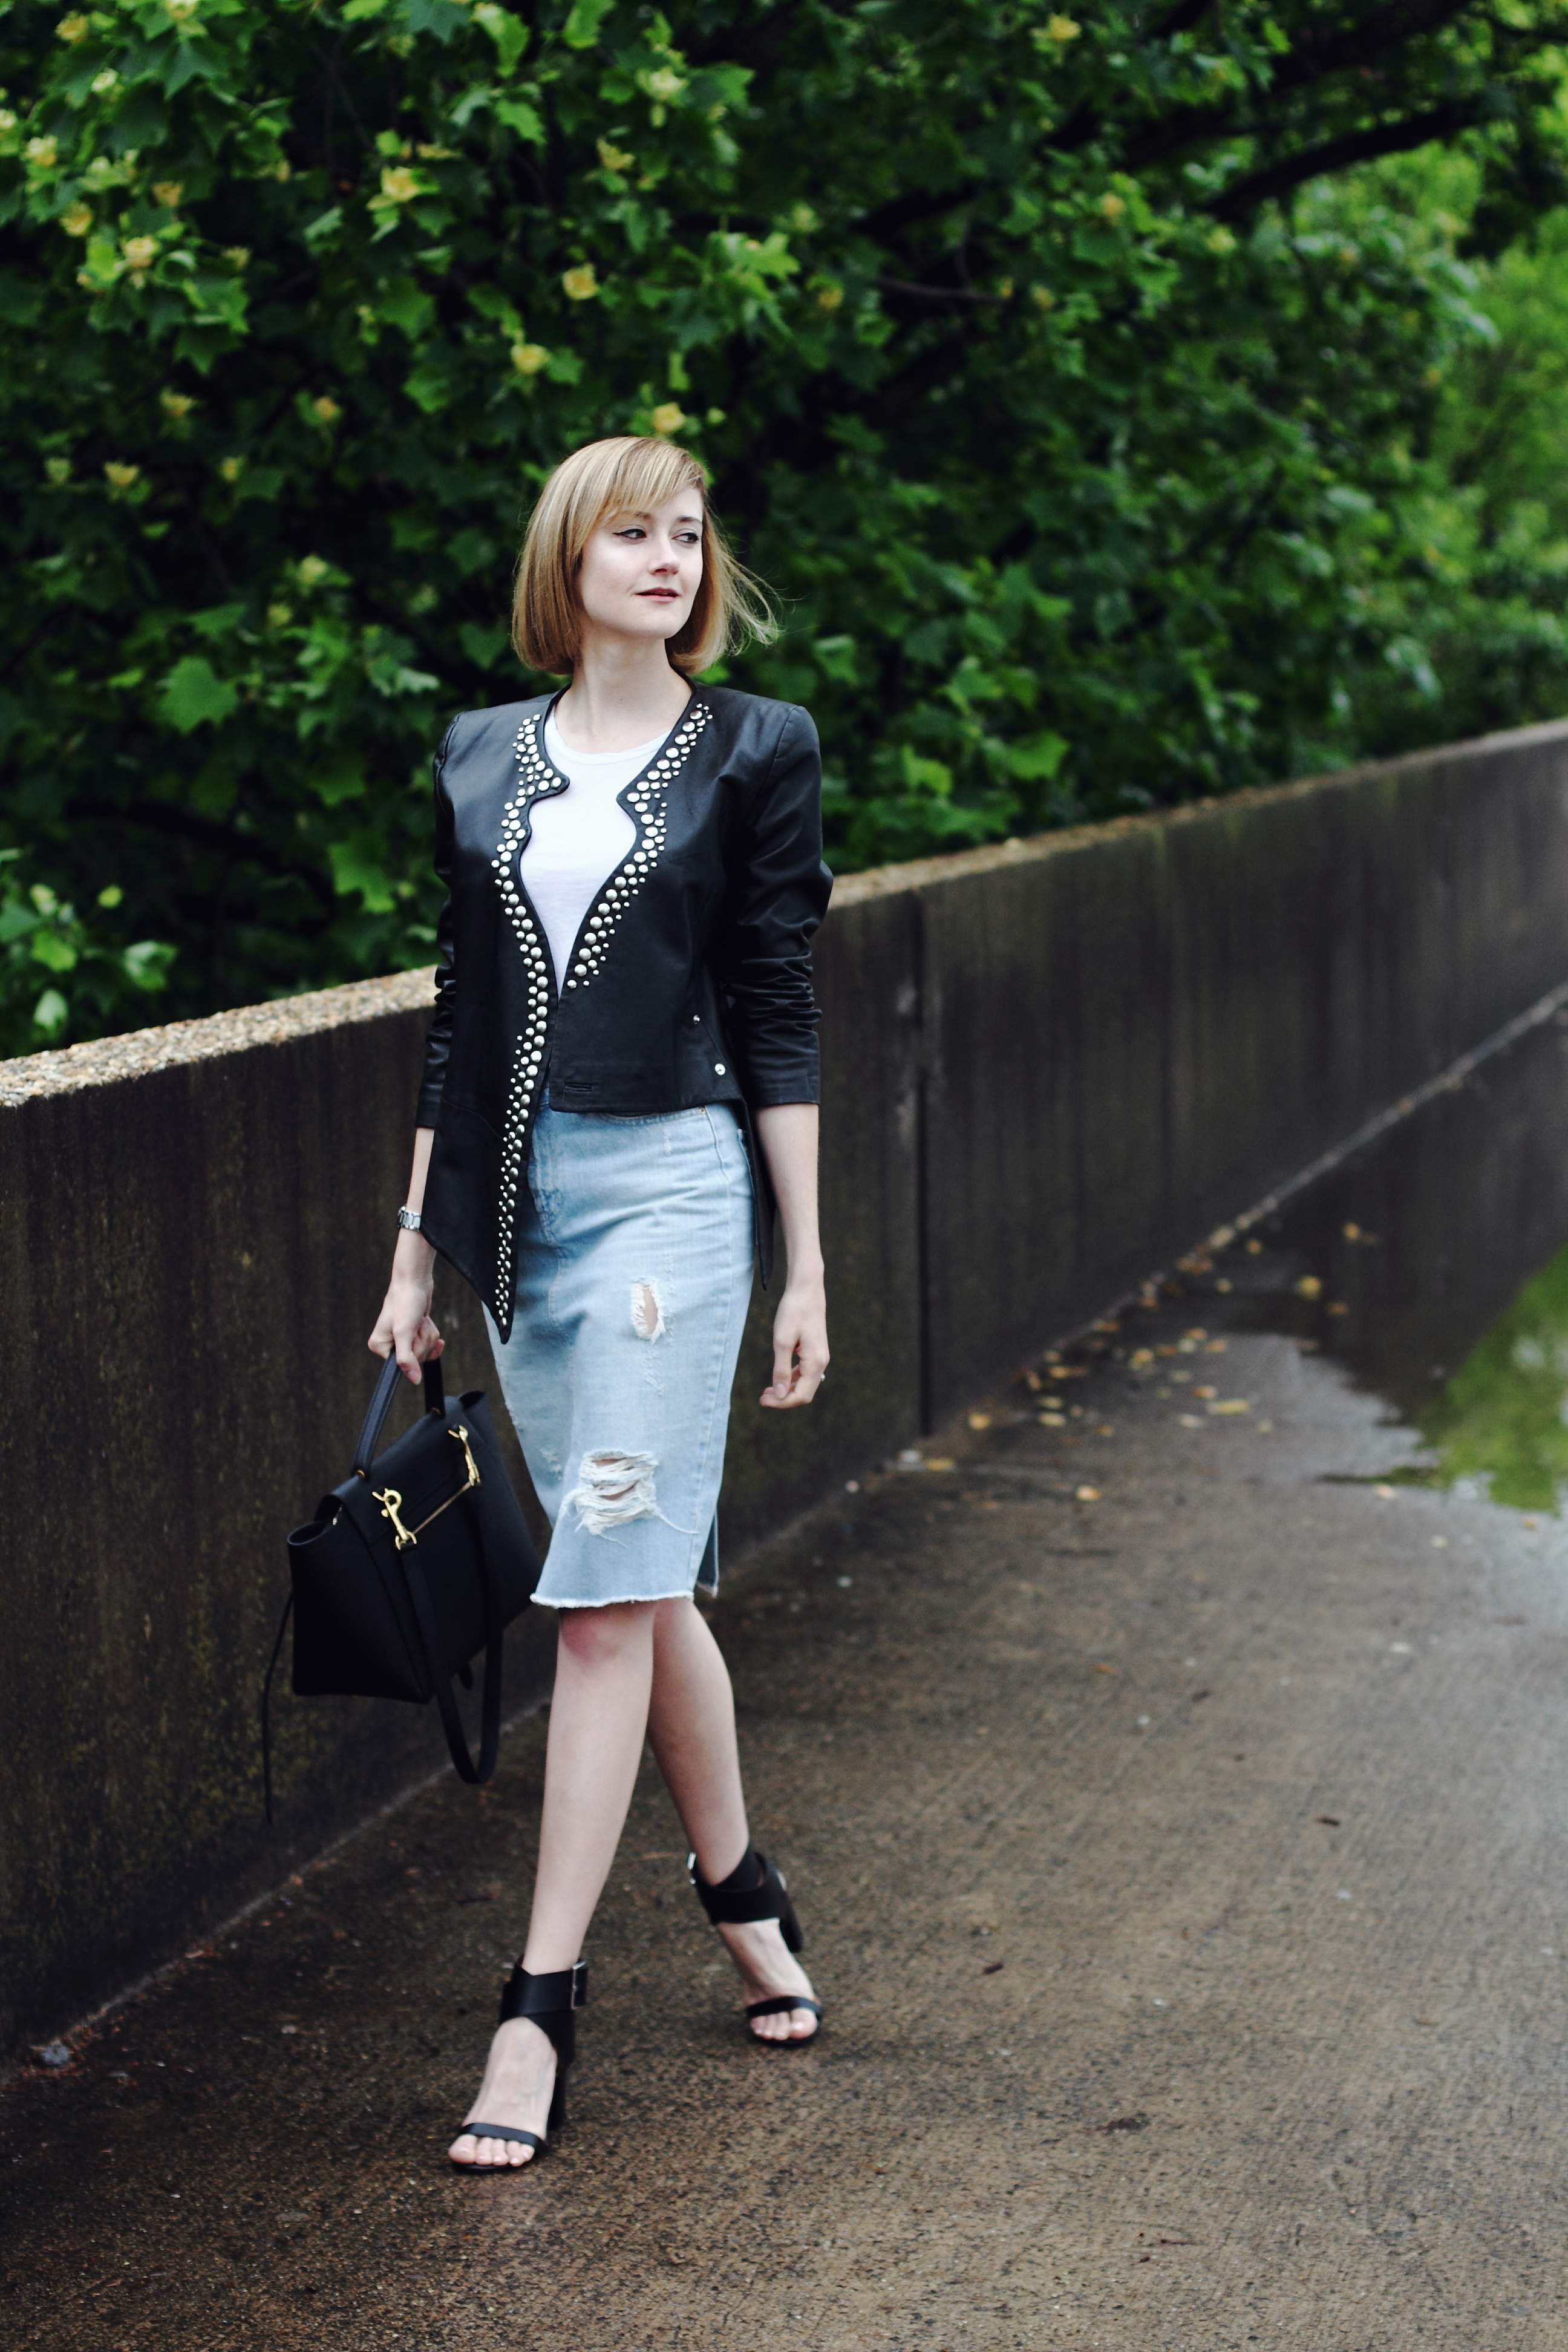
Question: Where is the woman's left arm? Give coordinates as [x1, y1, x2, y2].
[754, 1103, 829, 1409]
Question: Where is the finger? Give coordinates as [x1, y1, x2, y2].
[777, 1349, 828, 1407]
[769, 1332, 798, 1402]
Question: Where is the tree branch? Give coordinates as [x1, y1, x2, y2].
[1206, 96, 1497, 218]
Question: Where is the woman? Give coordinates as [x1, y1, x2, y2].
[369, 436, 832, 2174]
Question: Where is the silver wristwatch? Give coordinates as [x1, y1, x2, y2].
[396, 1205, 423, 1233]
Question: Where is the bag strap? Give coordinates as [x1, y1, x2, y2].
[261, 1592, 293, 1827]
[352, 1351, 446, 1478]
[398, 1479, 505, 1785]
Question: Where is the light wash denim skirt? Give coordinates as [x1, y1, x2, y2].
[483, 1095, 755, 1609]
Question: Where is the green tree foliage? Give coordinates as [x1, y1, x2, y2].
[4, 0, 1568, 1042]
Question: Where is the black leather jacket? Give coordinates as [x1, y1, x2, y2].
[415, 682, 831, 1341]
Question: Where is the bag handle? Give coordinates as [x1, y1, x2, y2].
[352, 1350, 446, 1478]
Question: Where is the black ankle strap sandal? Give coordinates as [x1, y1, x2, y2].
[451, 1958, 588, 2171]
[688, 1847, 823, 2045]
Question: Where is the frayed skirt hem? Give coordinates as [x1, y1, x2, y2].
[529, 1584, 709, 1612]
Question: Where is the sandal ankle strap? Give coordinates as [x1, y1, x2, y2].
[498, 1958, 588, 2062]
[688, 1848, 788, 1927]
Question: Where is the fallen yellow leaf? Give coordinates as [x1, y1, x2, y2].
[1295, 1276, 1322, 1299]
[968, 1411, 992, 1430]
[1129, 1348, 1155, 1368]
[1039, 1412, 1067, 1428]
[1194, 1384, 1218, 1400]
[1208, 1399, 1250, 1416]
[1092, 1660, 1115, 1673]
[1076, 1484, 1102, 1501]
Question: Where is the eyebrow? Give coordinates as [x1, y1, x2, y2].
[616, 508, 705, 525]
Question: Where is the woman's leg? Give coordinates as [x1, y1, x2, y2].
[449, 1601, 655, 2168]
[645, 1597, 819, 2042]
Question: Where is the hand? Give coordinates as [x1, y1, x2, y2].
[760, 1269, 828, 1410]
[369, 1232, 445, 1385]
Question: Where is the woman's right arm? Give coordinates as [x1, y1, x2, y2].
[371, 728, 460, 1383]
[368, 1126, 445, 1383]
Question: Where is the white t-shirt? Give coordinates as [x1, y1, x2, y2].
[524, 716, 664, 990]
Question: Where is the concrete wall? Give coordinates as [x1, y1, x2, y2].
[6, 717, 1568, 2053]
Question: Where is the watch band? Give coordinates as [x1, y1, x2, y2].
[397, 1205, 423, 1233]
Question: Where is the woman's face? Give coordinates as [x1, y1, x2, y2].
[576, 489, 704, 647]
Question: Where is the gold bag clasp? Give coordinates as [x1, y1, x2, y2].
[374, 1486, 417, 1549]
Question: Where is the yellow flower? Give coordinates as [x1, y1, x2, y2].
[1204, 226, 1235, 255]
[266, 603, 293, 630]
[25, 136, 59, 169]
[597, 137, 633, 173]
[1047, 14, 1080, 40]
[510, 341, 549, 375]
[650, 402, 685, 436]
[56, 13, 90, 41]
[297, 555, 328, 587]
[60, 201, 93, 237]
[272, 158, 291, 183]
[44, 457, 71, 485]
[223, 246, 250, 269]
[0, 112, 16, 135]
[164, 0, 198, 20]
[311, 395, 341, 423]
[1099, 192, 1126, 222]
[90, 69, 117, 94]
[814, 281, 844, 312]
[160, 390, 194, 419]
[218, 456, 244, 484]
[379, 165, 420, 204]
[645, 67, 685, 102]
[415, 144, 454, 160]
[103, 461, 141, 492]
[152, 181, 183, 209]
[122, 235, 158, 269]
[1031, 284, 1054, 312]
[562, 263, 599, 301]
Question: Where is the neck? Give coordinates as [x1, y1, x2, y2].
[554, 632, 693, 753]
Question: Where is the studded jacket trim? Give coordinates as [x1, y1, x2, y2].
[414, 683, 829, 1342]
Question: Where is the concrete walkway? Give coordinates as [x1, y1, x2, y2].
[5, 1288, 1567, 2350]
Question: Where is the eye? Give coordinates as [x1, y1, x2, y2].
[615, 526, 647, 540]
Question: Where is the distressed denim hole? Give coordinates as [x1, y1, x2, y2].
[631, 1280, 667, 1342]
[564, 1449, 661, 1535]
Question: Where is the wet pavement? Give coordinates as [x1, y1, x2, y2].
[9, 1016, 1568, 2348]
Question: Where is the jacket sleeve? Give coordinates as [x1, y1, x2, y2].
[715, 703, 833, 1106]
[414, 723, 459, 1129]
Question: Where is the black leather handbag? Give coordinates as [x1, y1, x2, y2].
[263, 1351, 540, 1819]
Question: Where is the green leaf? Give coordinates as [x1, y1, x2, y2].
[493, 95, 545, 143]
[562, 0, 615, 48]
[473, 3, 529, 73]
[157, 656, 239, 734]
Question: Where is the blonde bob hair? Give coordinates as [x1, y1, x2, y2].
[512, 435, 775, 676]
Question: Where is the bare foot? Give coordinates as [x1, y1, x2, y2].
[448, 2017, 557, 2169]
[714, 1915, 820, 2042]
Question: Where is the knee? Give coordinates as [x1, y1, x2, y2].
[557, 1599, 655, 1671]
